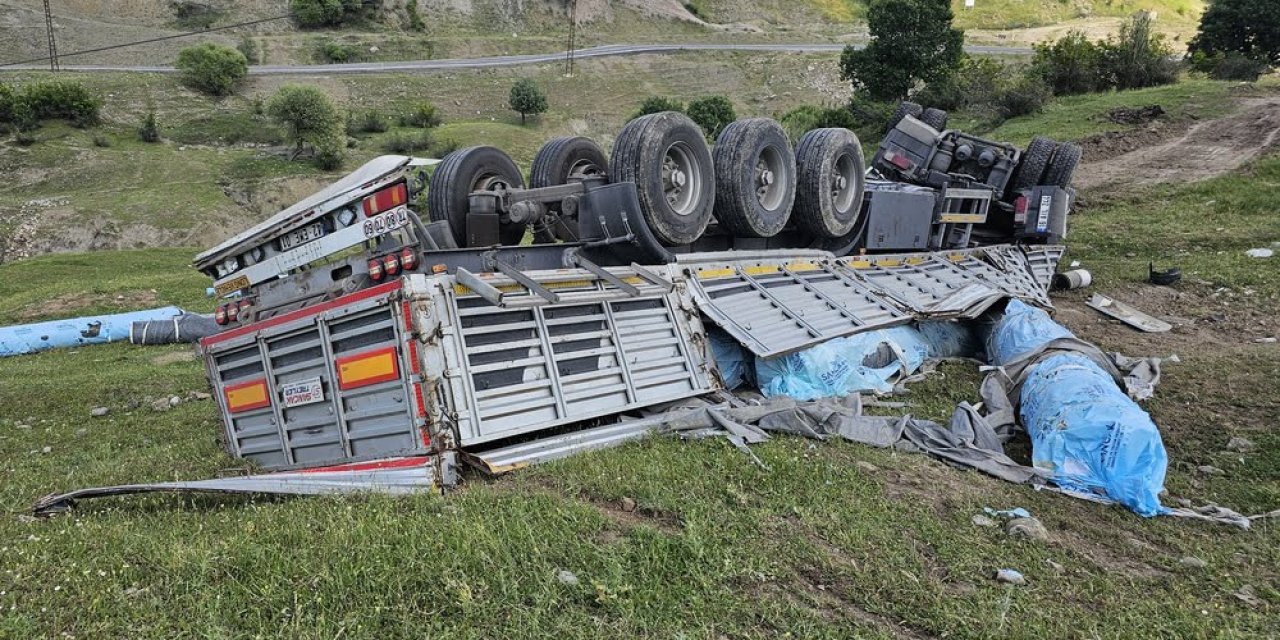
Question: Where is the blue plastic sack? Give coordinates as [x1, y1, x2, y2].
[755, 324, 971, 401]
[709, 328, 751, 390]
[0, 306, 185, 357]
[987, 299, 1169, 516]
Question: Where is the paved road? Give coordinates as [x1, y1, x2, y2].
[5, 42, 1033, 75]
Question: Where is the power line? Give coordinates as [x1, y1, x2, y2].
[1, 14, 291, 68]
[42, 0, 59, 71]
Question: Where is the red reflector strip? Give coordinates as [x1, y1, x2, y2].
[336, 346, 400, 390]
[414, 384, 430, 446]
[224, 378, 271, 413]
[361, 182, 408, 217]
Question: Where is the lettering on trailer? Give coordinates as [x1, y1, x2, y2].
[1036, 195, 1053, 232]
[211, 205, 413, 294]
[281, 376, 326, 408]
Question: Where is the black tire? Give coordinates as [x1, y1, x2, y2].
[885, 101, 923, 133]
[427, 146, 525, 247]
[1006, 136, 1055, 199]
[1043, 142, 1082, 189]
[793, 128, 866, 239]
[919, 107, 948, 131]
[609, 111, 715, 246]
[529, 136, 609, 242]
[712, 118, 797, 238]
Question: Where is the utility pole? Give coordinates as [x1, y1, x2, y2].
[43, 0, 60, 71]
[563, 0, 576, 77]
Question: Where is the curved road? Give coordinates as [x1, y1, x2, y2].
[8, 42, 1032, 75]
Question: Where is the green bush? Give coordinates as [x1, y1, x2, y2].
[139, 111, 161, 143]
[92, 134, 112, 148]
[383, 130, 433, 154]
[176, 43, 249, 97]
[313, 135, 346, 170]
[5, 81, 102, 128]
[348, 110, 388, 135]
[779, 104, 857, 141]
[686, 95, 736, 139]
[509, 78, 548, 125]
[632, 96, 684, 120]
[237, 36, 260, 65]
[992, 75, 1051, 120]
[317, 40, 359, 64]
[1207, 52, 1270, 80]
[399, 102, 442, 128]
[172, 0, 224, 29]
[1100, 13, 1181, 91]
[915, 55, 1005, 111]
[267, 85, 343, 158]
[1031, 31, 1105, 95]
[405, 0, 425, 31]
[291, 0, 367, 27]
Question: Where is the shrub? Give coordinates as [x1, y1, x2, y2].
[1192, 51, 1270, 80]
[12, 81, 102, 128]
[317, 40, 358, 64]
[0, 83, 13, 123]
[176, 43, 249, 97]
[992, 75, 1051, 120]
[291, 0, 367, 28]
[348, 109, 388, 135]
[237, 35, 260, 65]
[1098, 13, 1181, 91]
[632, 96, 684, 120]
[915, 55, 1005, 111]
[686, 95, 736, 139]
[779, 104, 857, 141]
[313, 135, 345, 170]
[92, 134, 112, 148]
[172, 0, 223, 29]
[383, 130, 434, 154]
[14, 131, 37, 146]
[405, 0, 425, 31]
[266, 85, 343, 156]
[509, 78, 548, 125]
[139, 111, 161, 143]
[1031, 31, 1105, 95]
[399, 102, 442, 128]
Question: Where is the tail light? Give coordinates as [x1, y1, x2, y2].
[214, 305, 228, 325]
[400, 247, 418, 270]
[886, 151, 913, 171]
[362, 182, 408, 217]
[238, 299, 253, 321]
[226, 302, 240, 322]
[383, 253, 401, 277]
[368, 258, 384, 281]
[1013, 195, 1029, 223]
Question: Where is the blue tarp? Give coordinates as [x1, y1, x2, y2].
[0, 306, 186, 357]
[987, 300, 1169, 517]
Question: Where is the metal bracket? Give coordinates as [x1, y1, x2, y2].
[565, 248, 640, 297]
[629, 263, 674, 293]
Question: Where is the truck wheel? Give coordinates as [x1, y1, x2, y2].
[609, 111, 714, 246]
[793, 128, 866, 239]
[529, 136, 609, 242]
[712, 118, 796, 238]
[1043, 142, 1082, 189]
[1006, 136, 1055, 199]
[919, 107, 948, 131]
[885, 101, 923, 133]
[428, 146, 525, 247]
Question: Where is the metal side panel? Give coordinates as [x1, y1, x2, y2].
[678, 257, 912, 358]
[423, 269, 715, 447]
[1021, 244, 1066, 291]
[836, 253, 1006, 318]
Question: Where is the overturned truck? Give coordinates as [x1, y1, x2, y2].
[36, 110, 1081, 510]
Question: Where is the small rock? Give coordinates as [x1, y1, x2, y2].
[994, 569, 1026, 585]
[1045, 559, 1064, 572]
[620, 497, 637, 513]
[854, 461, 879, 474]
[90, 407, 109, 417]
[16, 423, 31, 430]
[1234, 585, 1262, 607]
[1196, 465, 1225, 476]
[151, 399, 172, 413]
[972, 514, 998, 527]
[1255, 337, 1277, 343]
[41, 446, 52, 454]
[556, 569, 579, 586]
[1125, 252, 1137, 258]
[126, 399, 141, 410]
[74, 428, 88, 437]
[1170, 497, 1193, 508]
[187, 391, 212, 401]
[1244, 248, 1273, 258]
[169, 395, 182, 407]
[1226, 437, 1255, 453]
[1006, 517, 1050, 542]
[1179, 556, 1207, 569]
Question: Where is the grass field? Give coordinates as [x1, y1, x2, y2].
[1, 76, 1279, 636]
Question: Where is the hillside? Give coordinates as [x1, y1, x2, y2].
[0, 0, 1204, 67]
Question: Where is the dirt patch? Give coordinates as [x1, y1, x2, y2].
[15, 291, 159, 321]
[1075, 97, 1280, 190]
[1107, 105, 1165, 125]
[578, 493, 684, 535]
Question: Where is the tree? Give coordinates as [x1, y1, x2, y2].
[1190, 0, 1280, 65]
[1098, 13, 1179, 91]
[838, 0, 963, 101]
[509, 78, 547, 125]
[685, 95, 736, 139]
[291, 0, 367, 27]
[176, 43, 248, 97]
[267, 85, 344, 163]
[1031, 31, 1105, 96]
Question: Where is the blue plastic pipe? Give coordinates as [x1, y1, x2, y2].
[0, 306, 186, 357]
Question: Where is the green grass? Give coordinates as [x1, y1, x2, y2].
[952, 0, 1202, 31]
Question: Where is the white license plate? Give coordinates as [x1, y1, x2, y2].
[280, 223, 325, 251]
[281, 376, 325, 408]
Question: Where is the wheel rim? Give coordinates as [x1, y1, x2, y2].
[567, 159, 603, 181]
[831, 152, 858, 213]
[474, 172, 512, 192]
[661, 141, 702, 216]
[755, 144, 789, 211]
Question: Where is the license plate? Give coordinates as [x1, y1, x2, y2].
[362, 205, 410, 239]
[214, 275, 251, 297]
[280, 223, 325, 251]
[281, 376, 325, 408]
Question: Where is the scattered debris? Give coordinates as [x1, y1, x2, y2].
[984, 507, 1032, 520]
[1148, 263, 1182, 286]
[994, 569, 1027, 586]
[1255, 337, 1277, 344]
[1087, 293, 1173, 333]
[1052, 269, 1092, 291]
[1225, 437, 1255, 453]
[187, 391, 212, 401]
[1107, 105, 1164, 125]
[620, 497, 637, 513]
[556, 569, 580, 587]
[150, 399, 172, 413]
[1006, 517, 1049, 542]
[40, 446, 51, 454]
[1234, 585, 1262, 607]
[90, 407, 110, 417]
[1245, 248, 1273, 258]
[1045, 559, 1064, 572]
[972, 514, 998, 527]
[168, 395, 182, 407]
[1179, 556, 1207, 569]
[1197, 465, 1225, 476]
